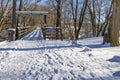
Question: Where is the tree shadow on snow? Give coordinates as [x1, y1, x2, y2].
[107, 56, 120, 62]
[0, 44, 82, 51]
[84, 43, 110, 48]
[113, 71, 120, 77]
[0, 43, 110, 51]
[107, 56, 120, 77]
[0, 71, 119, 80]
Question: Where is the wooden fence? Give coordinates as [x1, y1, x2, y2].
[17, 26, 34, 39]
[41, 27, 63, 40]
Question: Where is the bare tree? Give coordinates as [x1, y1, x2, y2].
[0, 0, 11, 31]
[76, 0, 88, 40]
[69, 0, 78, 40]
[69, 0, 88, 41]
[87, 0, 97, 37]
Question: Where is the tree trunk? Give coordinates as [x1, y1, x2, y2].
[12, 0, 17, 28]
[56, 0, 61, 39]
[110, 0, 120, 46]
[75, 0, 88, 40]
[56, 0, 61, 27]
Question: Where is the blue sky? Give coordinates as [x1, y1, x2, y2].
[40, 0, 47, 5]
[27, 0, 47, 5]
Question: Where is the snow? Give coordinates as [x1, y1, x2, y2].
[0, 28, 120, 80]
[8, 28, 16, 31]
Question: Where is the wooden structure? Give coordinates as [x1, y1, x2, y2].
[17, 26, 34, 39]
[42, 27, 63, 40]
[16, 11, 63, 40]
[15, 11, 48, 39]
[16, 11, 48, 26]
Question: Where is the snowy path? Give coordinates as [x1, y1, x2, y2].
[22, 28, 43, 41]
[0, 28, 120, 80]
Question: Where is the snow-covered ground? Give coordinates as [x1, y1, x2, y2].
[0, 28, 120, 80]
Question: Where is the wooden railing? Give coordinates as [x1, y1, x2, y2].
[17, 26, 34, 39]
[41, 27, 63, 40]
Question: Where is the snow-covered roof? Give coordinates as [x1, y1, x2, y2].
[16, 11, 48, 15]
[7, 28, 16, 31]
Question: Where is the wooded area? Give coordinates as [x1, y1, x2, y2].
[0, 0, 120, 46]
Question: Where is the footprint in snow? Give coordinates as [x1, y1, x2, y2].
[49, 76, 53, 80]
[90, 72, 95, 77]
[48, 59, 53, 65]
[67, 64, 73, 68]
[54, 68, 58, 74]
[80, 47, 92, 52]
[45, 54, 52, 59]
[69, 61, 74, 65]
[63, 77, 67, 80]
[0, 52, 9, 61]
[88, 53, 93, 57]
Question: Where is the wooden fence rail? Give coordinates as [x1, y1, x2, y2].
[41, 27, 63, 40]
[17, 26, 34, 39]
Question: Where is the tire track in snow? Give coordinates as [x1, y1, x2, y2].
[33, 29, 43, 40]
[22, 28, 43, 41]
[26, 29, 38, 40]
[21, 29, 36, 40]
